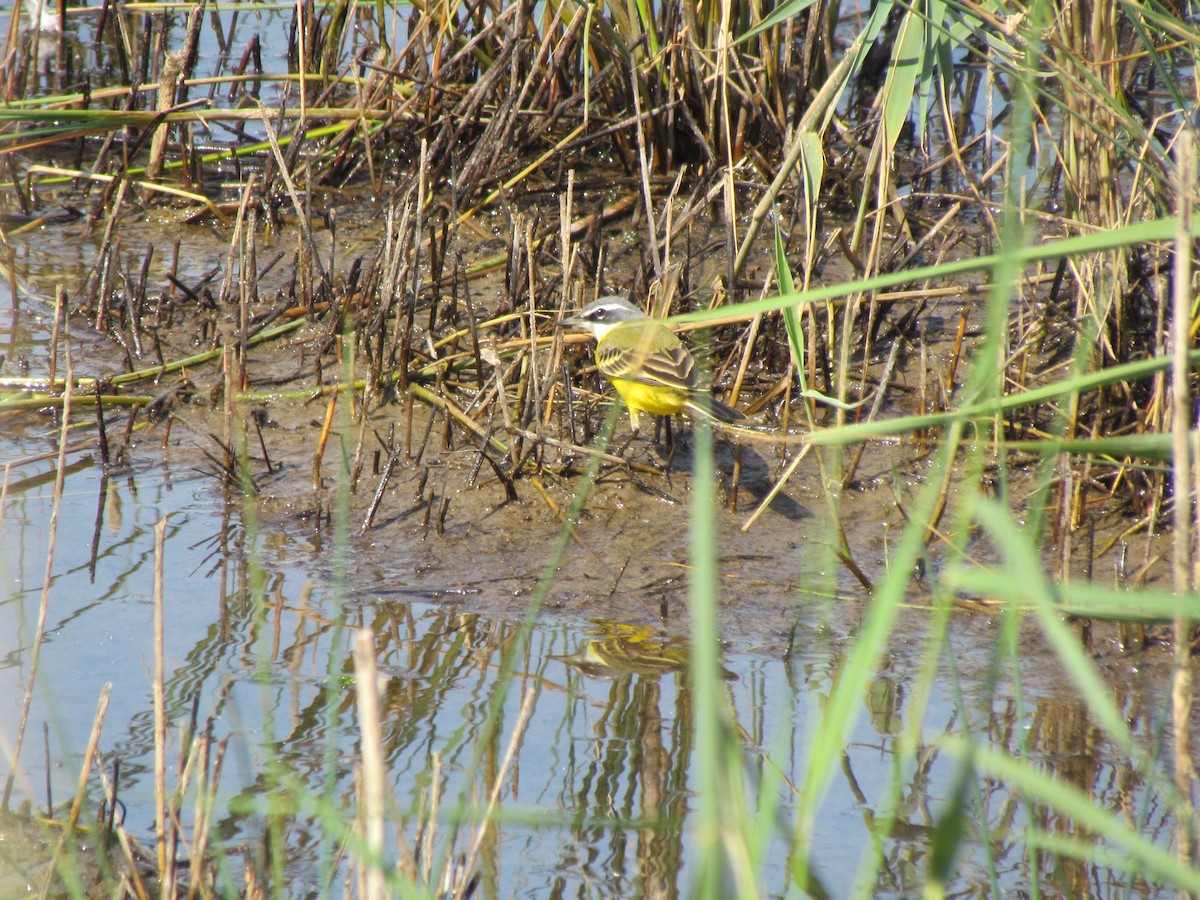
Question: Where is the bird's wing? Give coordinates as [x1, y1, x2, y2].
[596, 325, 696, 391]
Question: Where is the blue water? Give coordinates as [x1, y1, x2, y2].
[0, 404, 1185, 897]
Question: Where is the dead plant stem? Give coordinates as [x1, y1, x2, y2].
[2, 315, 73, 811]
[94, 759, 153, 900]
[1169, 131, 1197, 866]
[154, 514, 170, 884]
[630, 71, 661, 283]
[48, 288, 63, 389]
[457, 688, 537, 897]
[255, 100, 327, 282]
[37, 684, 112, 900]
[732, 41, 858, 279]
[353, 630, 387, 900]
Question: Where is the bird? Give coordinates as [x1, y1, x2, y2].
[558, 296, 745, 435]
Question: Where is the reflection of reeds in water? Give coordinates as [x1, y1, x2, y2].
[0, 494, 233, 897]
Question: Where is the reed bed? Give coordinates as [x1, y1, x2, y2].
[2, 0, 1200, 894]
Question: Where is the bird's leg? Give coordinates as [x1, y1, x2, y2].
[627, 407, 641, 436]
[614, 430, 638, 457]
[662, 416, 682, 472]
[653, 414, 674, 450]
[613, 408, 640, 457]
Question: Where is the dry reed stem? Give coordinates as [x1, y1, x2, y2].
[353, 629, 387, 900]
[313, 391, 338, 490]
[455, 687, 536, 898]
[741, 441, 814, 532]
[186, 736, 226, 900]
[842, 332, 905, 488]
[216, 172, 258, 317]
[419, 752, 441, 886]
[182, 790, 213, 899]
[733, 42, 858, 279]
[505, 424, 661, 476]
[408, 383, 509, 457]
[1, 313, 72, 810]
[165, 721, 209, 894]
[47, 288, 63, 388]
[1169, 133, 1196, 864]
[0, 462, 9, 523]
[93, 759, 153, 900]
[68, 689, 112, 834]
[559, 170, 575, 302]
[458, 121, 587, 225]
[528, 474, 593, 552]
[145, 51, 186, 188]
[359, 444, 401, 535]
[28, 165, 230, 223]
[37, 684, 112, 899]
[153, 514, 170, 885]
[255, 100, 328, 283]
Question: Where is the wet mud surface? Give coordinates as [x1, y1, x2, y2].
[0, 185, 1179, 681]
[160, 327, 1176, 670]
[1, 197, 1190, 899]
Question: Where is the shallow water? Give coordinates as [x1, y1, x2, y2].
[0, 14, 1192, 888]
[0, 287, 1189, 897]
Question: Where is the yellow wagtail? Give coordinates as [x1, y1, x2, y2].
[558, 296, 745, 434]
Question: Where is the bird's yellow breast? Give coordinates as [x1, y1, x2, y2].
[609, 377, 687, 416]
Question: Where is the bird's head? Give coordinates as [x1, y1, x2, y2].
[557, 296, 647, 341]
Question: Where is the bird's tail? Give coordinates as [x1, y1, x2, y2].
[686, 394, 746, 424]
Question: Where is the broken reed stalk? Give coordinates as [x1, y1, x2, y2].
[313, 392, 338, 490]
[353, 629, 387, 900]
[48, 287, 63, 389]
[186, 733, 229, 900]
[216, 171, 258, 326]
[153, 515, 170, 882]
[360, 436, 401, 536]
[221, 325, 237, 482]
[453, 687, 537, 898]
[1169, 133, 1196, 865]
[145, 50, 186, 189]
[1, 316, 73, 811]
[68, 685, 112, 832]
[38, 683, 112, 897]
[93, 758, 153, 900]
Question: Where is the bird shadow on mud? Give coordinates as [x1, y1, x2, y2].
[616, 429, 811, 525]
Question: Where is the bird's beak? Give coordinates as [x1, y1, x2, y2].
[556, 315, 581, 329]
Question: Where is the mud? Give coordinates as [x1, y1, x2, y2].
[157, 328, 1173, 666]
[1, 178, 1175, 664]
